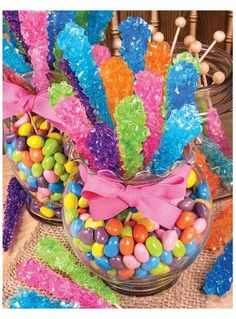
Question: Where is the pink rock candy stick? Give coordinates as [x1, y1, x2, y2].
[206, 107, 232, 157]
[92, 44, 111, 68]
[134, 70, 164, 164]
[16, 259, 112, 308]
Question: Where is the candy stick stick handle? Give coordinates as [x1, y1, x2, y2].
[200, 31, 225, 62]
[170, 27, 181, 55]
[170, 17, 186, 56]
[199, 40, 216, 62]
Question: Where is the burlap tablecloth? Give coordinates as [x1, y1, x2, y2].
[3, 200, 228, 308]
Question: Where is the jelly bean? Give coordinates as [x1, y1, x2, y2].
[123, 255, 140, 270]
[160, 251, 173, 265]
[121, 226, 132, 237]
[27, 135, 44, 149]
[116, 209, 129, 221]
[37, 129, 48, 136]
[141, 256, 160, 271]
[6, 144, 14, 157]
[186, 169, 197, 188]
[78, 240, 92, 253]
[54, 209, 62, 219]
[15, 136, 27, 151]
[104, 236, 119, 257]
[37, 187, 52, 197]
[106, 218, 123, 236]
[29, 148, 44, 163]
[185, 239, 198, 256]
[193, 202, 209, 219]
[64, 193, 78, 210]
[109, 255, 125, 270]
[172, 226, 181, 238]
[78, 197, 89, 208]
[54, 162, 65, 176]
[64, 160, 77, 174]
[94, 226, 109, 244]
[119, 236, 134, 256]
[78, 208, 87, 215]
[70, 218, 84, 237]
[85, 217, 105, 230]
[19, 171, 27, 181]
[32, 115, 44, 128]
[42, 156, 55, 170]
[177, 197, 194, 211]
[50, 193, 62, 201]
[48, 182, 64, 193]
[79, 213, 90, 222]
[124, 220, 136, 227]
[43, 170, 59, 183]
[37, 175, 48, 188]
[18, 162, 31, 175]
[176, 211, 197, 230]
[133, 224, 148, 243]
[196, 182, 210, 200]
[86, 252, 94, 260]
[180, 226, 197, 244]
[68, 181, 82, 197]
[42, 138, 60, 156]
[193, 218, 207, 234]
[149, 262, 165, 275]
[94, 256, 112, 271]
[134, 243, 149, 263]
[12, 150, 22, 162]
[92, 242, 104, 258]
[78, 227, 94, 245]
[145, 236, 163, 257]
[155, 228, 165, 240]
[40, 120, 50, 130]
[15, 113, 30, 127]
[131, 212, 144, 221]
[60, 172, 70, 182]
[54, 152, 67, 164]
[65, 208, 78, 224]
[32, 163, 43, 177]
[4, 132, 16, 144]
[138, 218, 156, 232]
[161, 230, 178, 252]
[194, 198, 212, 210]
[22, 151, 34, 167]
[118, 268, 135, 279]
[172, 240, 186, 257]
[27, 175, 38, 189]
[18, 123, 33, 136]
[135, 268, 148, 278]
[40, 206, 55, 218]
[47, 132, 63, 141]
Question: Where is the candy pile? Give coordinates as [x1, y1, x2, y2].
[63, 167, 211, 281]
[4, 113, 77, 219]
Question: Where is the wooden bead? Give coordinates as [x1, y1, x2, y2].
[175, 17, 186, 28]
[213, 31, 226, 42]
[212, 71, 225, 84]
[148, 24, 156, 35]
[200, 62, 209, 75]
[113, 38, 122, 50]
[184, 35, 196, 47]
[189, 41, 202, 54]
[153, 32, 164, 43]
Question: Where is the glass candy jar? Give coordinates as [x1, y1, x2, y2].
[62, 150, 212, 296]
[4, 113, 77, 224]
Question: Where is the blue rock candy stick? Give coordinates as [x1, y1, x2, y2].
[86, 11, 113, 45]
[57, 22, 113, 129]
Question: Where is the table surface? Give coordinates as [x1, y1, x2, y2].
[2, 155, 232, 308]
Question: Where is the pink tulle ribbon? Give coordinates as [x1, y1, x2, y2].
[134, 70, 164, 164]
[16, 259, 112, 308]
[206, 107, 232, 157]
[55, 96, 95, 168]
[92, 44, 111, 68]
[18, 11, 49, 91]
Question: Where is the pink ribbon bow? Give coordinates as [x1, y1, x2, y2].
[3, 81, 66, 131]
[79, 164, 191, 229]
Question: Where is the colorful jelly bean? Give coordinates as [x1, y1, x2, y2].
[106, 218, 123, 236]
[119, 236, 134, 255]
[104, 236, 119, 257]
[123, 255, 140, 270]
[27, 135, 45, 149]
[180, 226, 197, 244]
[134, 243, 149, 263]
[172, 240, 186, 257]
[70, 219, 84, 237]
[176, 211, 197, 230]
[133, 224, 148, 243]
[160, 251, 173, 265]
[92, 242, 104, 258]
[146, 236, 163, 257]
[78, 227, 94, 245]
[141, 256, 160, 271]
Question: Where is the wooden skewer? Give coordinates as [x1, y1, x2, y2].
[170, 17, 186, 56]
[184, 35, 196, 53]
[200, 61, 209, 87]
[212, 71, 225, 85]
[199, 31, 225, 62]
[148, 24, 155, 42]
[153, 31, 164, 43]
